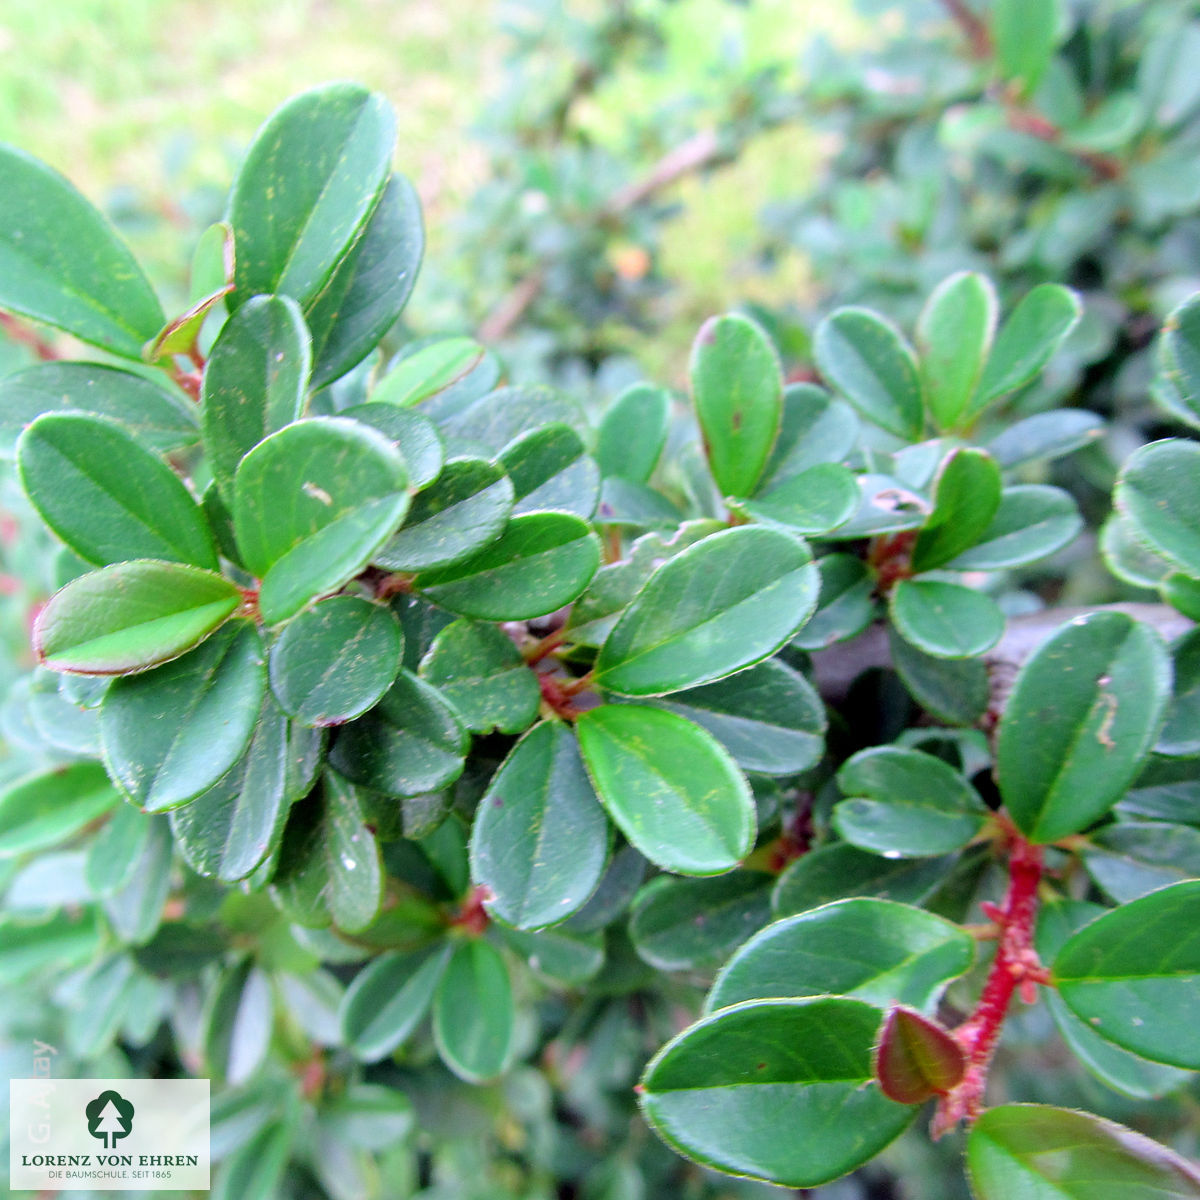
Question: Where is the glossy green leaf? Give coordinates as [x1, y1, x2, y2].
[874, 1006, 966, 1104]
[640, 997, 915, 1189]
[35, 560, 241, 676]
[269, 596, 402, 727]
[433, 939, 515, 1083]
[737, 462, 858, 536]
[415, 512, 600, 620]
[440, 384, 585, 455]
[1084, 822, 1200, 904]
[1115, 439, 1200, 578]
[374, 457, 513, 571]
[229, 84, 395, 309]
[418, 619, 539, 735]
[497, 924, 605, 985]
[997, 611, 1171, 843]
[203, 959, 274, 1085]
[102, 815, 172, 945]
[576, 704, 755, 875]
[1158, 292, 1200, 429]
[373, 337, 485, 408]
[0, 911, 101, 983]
[596, 526, 817, 695]
[987, 410, 1105, 469]
[201, 293, 311, 505]
[910, 448, 1002, 572]
[971, 284, 1082, 413]
[649, 657, 825, 776]
[341, 402, 443, 490]
[758, 384, 859, 492]
[773, 844, 956, 916]
[968, 1104, 1200, 1199]
[834, 746, 988, 856]
[790, 553, 875, 649]
[18, 412, 217, 568]
[630, 871, 773, 972]
[233, 417, 409, 624]
[341, 945, 452, 1061]
[0, 762, 119, 858]
[814, 307, 923, 440]
[889, 580, 1004, 659]
[562, 843, 646, 934]
[917, 271, 998, 430]
[0, 362, 197, 458]
[690, 313, 783, 498]
[946, 485, 1082, 570]
[0, 142, 164, 357]
[100, 622, 266, 811]
[329, 670, 467, 795]
[595, 383, 670, 483]
[85, 803, 151, 897]
[145, 285, 231, 364]
[212, 1117, 296, 1200]
[470, 723, 608, 928]
[1159, 628, 1200, 757]
[889, 627, 990, 725]
[993, 0, 1060, 95]
[835, 473, 928, 539]
[499, 423, 599, 518]
[307, 174, 424, 388]
[1053, 880, 1200, 1067]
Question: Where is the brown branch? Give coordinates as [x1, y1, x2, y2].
[0, 312, 60, 361]
[1006, 106, 1124, 182]
[939, 0, 992, 60]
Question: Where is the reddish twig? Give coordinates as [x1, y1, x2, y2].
[1006, 106, 1123, 182]
[939, 0, 992, 60]
[0, 312, 60, 361]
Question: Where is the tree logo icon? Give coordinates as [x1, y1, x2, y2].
[85, 1090, 135, 1150]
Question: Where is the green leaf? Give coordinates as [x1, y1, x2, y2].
[201, 293, 311, 506]
[102, 815, 173, 945]
[85, 803, 151, 897]
[440, 384, 585, 455]
[329, 670, 467, 795]
[968, 1104, 1200, 1199]
[499, 423, 599, 519]
[773, 844, 956, 916]
[0, 910, 101, 983]
[1053, 880, 1200, 1068]
[910, 448, 1002, 573]
[414, 512, 600, 620]
[497, 924, 605, 986]
[170, 697, 292, 881]
[563, 843, 646, 933]
[0, 143, 164, 357]
[1115, 440, 1200, 578]
[203, 959, 274, 1086]
[758, 384, 859, 492]
[212, 1106, 297, 1200]
[814, 307, 924, 440]
[269, 596, 402, 727]
[35, 560, 241, 676]
[595, 383, 671, 483]
[889, 627, 990, 725]
[596, 526, 818, 696]
[997, 611, 1171, 843]
[18, 413, 217, 568]
[0, 762, 119, 858]
[971, 284, 1082, 414]
[648, 658, 825, 776]
[889, 580, 1004, 659]
[418, 619, 539, 735]
[374, 457, 513, 572]
[630, 871, 773, 971]
[835, 474, 928, 539]
[270, 773, 383, 932]
[945, 485, 1082, 570]
[341, 945, 452, 1060]
[993, 0, 1060, 96]
[341, 402, 443, 490]
[874, 1006, 966, 1104]
[690, 313, 783, 498]
[321, 1083, 414, 1150]
[307, 174, 424, 389]
[736, 462, 858, 536]
[833, 746, 988, 857]
[100, 622, 266, 811]
[469, 723, 608, 928]
[987, 410, 1104, 470]
[233, 417, 409, 624]
[708, 898, 974, 1012]
[639, 997, 915, 1189]
[433, 939, 515, 1083]
[0, 362, 197, 458]
[229, 84, 395, 310]
[916, 272, 998, 431]
[576, 704, 755, 875]
[372, 337, 485, 408]
[1157, 292, 1200, 430]
[790, 553, 875, 650]
[1160, 628, 1200, 757]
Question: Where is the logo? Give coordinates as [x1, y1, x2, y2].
[85, 1091, 135, 1150]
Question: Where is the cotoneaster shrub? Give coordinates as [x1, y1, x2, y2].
[3, 81, 1200, 1200]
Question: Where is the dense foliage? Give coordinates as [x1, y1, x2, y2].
[4, 3, 1200, 1199]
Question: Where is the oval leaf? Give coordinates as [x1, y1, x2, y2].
[595, 383, 670, 483]
[340, 945, 451, 1061]
[917, 271, 998, 431]
[1115, 439, 1200, 578]
[910, 448, 1002, 573]
[875, 1006, 966, 1104]
[433, 939, 515, 1083]
[0, 762, 120, 859]
[945, 484, 1082, 570]
[889, 579, 1004, 660]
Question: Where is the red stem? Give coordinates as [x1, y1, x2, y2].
[0, 312, 60, 360]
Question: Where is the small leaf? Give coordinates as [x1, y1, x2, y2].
[1159, 628, 1200, 757]
[910, 448, 1002, 573]
[595, 383, 671, 482]
[340, 945, 452, 1061]
[835, 473, 928, 539]
[576, 704, 755, 875]
[102, 815, 173, 945]
[889, 580, 1004, 659]
[372, 337, 485, 408]
[987, 410, 1104, 469]
[341, 402, 443, 490]
[1157, 292, 1200, 430]
[497, 924, 605, 986]
[814, 307, 924, 440]
[690, 313, 783, 498]
[499, 423, 600, 518]
[889, 627, 990, 725]
[596, 526, 818, 696]
[269, 596, 402, 727]
[18, 413, 217, 568]
[414, 512, 600, 621]
[440, 384, 585, 455]
[945, 485, 1082, 570]
[86, 803, 151, 897]
[736, 462, 858, 536]
[204, 959, 274, 1086]
[639, 997, 916, 1189]
[790, 553, 875, 650]
[758, 383, 859, 492]
[0, 911, 101, 984]
[229, 84, 396, 310]
[201, 293, 311, 506]
[233, 417, 409, 624]
[1114, 439, 1200, 577]
[1083, 822, 1200, 905]
[916, 272, 998, 431]
[997, 611, 1171, 843]
[100, 622, 266, 811]
[874, 1006, 966, 1104]
[0, 762, 119, 859]
[0, 143, 164, 357]
[993, 0, 1061, 96]
[433, 939, 515, 1083]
